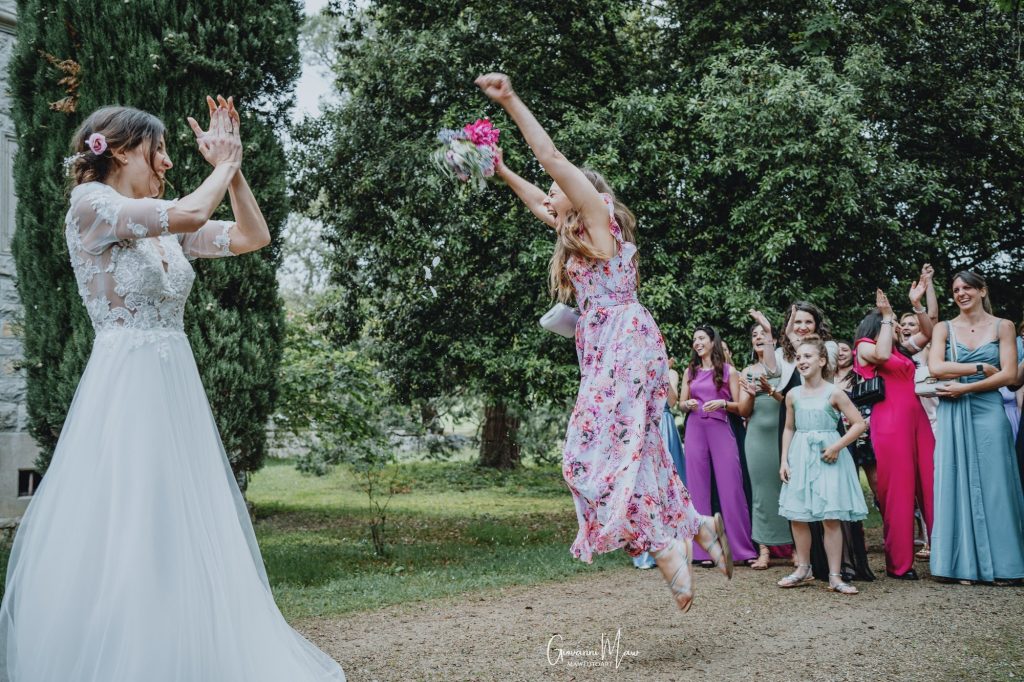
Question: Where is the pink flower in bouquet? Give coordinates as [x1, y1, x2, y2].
[433, 118, 500, 191]
[462, 118, 500, 147]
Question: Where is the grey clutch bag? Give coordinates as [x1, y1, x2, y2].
[539, 303, 581, 338]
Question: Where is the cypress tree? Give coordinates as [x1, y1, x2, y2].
[10, 0, 300, 484]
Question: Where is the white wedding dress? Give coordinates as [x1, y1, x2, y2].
[0, 182, 345, 681]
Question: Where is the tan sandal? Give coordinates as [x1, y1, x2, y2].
[827, 573, 859, 595]
[914, 544, 931, 560]
[654, 538, 694, 612]
[777, 564, 814, 588]
[750, 544, 770, 570]
[697, 513, 734, 580]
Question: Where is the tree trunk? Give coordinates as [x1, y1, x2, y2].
[478, 403, 521, 469]
[420, 402, 442, 434]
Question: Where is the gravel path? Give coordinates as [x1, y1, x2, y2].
[297, 538, 1023, 682]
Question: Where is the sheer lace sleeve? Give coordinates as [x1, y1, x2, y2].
[70, 183, 175, 255]
[178, 220, 236, 260]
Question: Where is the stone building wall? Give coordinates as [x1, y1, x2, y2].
[0, 3, 39, 522]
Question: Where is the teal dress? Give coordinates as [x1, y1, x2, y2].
[778, 385, 868, 523]
[930, 330, 1024, 582]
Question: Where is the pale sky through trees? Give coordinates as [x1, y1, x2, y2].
[295, 0, 334, 121]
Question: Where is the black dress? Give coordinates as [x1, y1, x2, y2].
[836, 371, 877, 470]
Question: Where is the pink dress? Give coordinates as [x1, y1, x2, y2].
[562, 194, 701, 563]
[854, 339, 935, 576]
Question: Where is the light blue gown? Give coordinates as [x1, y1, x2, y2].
[930, 329, 1024, 582]
[661, 401, 686, 485]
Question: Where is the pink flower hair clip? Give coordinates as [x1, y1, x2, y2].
[87, 132, 108, 155]
[62, 132, 110, 176]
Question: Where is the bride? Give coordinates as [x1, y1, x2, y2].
[0, 97, 345, 681]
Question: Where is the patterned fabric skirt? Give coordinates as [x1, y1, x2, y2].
[562, 304, 702, 563]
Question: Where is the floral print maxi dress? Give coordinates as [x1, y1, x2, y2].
[562, 195, 702, 563]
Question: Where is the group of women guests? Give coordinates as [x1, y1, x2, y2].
[635, 266, 1024, 591]
[474, 69, 1019, 611]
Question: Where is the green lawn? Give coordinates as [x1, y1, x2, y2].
[248, 458, 622, 619]
[0, 457, 883, 617]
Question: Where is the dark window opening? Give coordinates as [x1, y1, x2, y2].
[18, 469, 41, 497]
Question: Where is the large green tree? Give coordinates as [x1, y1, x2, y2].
[655, 0, 1024, 336]
[292, 0, 658, 467]
[296, 0, 1023, 466]
[10, 0, 300, 483]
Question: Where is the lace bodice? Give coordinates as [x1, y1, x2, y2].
[65, 182, 235, 333]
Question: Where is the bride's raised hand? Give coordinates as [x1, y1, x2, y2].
[219, 95, 243, 161]
[186, 95, 241, 168]
[475, 73, 514, 102]
[216, 95, 241, 137]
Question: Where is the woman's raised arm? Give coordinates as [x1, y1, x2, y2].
[494, 149, 556, 229]
[476, 73, 614, 257]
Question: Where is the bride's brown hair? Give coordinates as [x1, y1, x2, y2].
[68, 106, 166, 195]
[549, 169, 636, 303]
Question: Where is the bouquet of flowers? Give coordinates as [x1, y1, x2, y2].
[431, 118, 500, 192]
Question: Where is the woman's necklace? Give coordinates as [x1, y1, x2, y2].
[757, 361, 778, 378]
[963, 317, 991, 334]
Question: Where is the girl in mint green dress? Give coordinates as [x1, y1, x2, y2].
[777, 338, 869, 595]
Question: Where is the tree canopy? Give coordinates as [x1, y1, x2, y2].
[294, 0, 1022, 462]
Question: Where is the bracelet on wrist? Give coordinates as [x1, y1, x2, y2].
[913, 305, 927, 314]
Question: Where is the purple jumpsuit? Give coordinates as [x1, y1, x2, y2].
[684, 364, 757, 561]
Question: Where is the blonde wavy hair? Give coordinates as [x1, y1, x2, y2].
[549, 169, 637, 303]
[796, 334, 834, 382]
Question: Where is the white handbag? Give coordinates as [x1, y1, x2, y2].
[913, 363, 938, 398]
[539, 303, 581, 338]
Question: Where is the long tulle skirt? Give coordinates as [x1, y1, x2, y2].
[0, 329, 345, 681]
